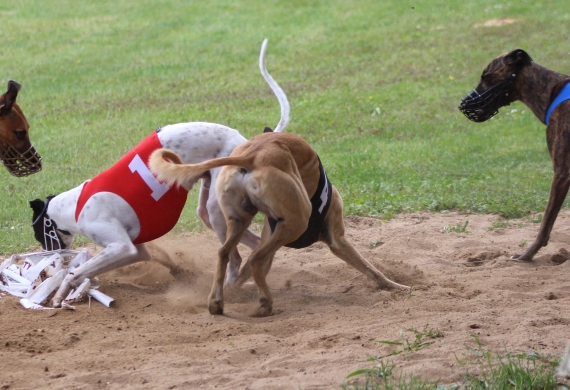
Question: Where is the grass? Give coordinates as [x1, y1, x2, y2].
[375, 325, 445, 359]
[441, 221, 469, 234]
[343, 332, 567, 390]
[1, 0, 570, 253]
[457, 336, 566, 390]
[343, 359, 439, 390]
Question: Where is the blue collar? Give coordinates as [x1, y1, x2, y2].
[545, 82, 570, 125]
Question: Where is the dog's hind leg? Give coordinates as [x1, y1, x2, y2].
[206, 179, 261, 285]
[321, 188, 409, 290]
[207, 175, 260, 250]
[145, 242, 195, 281]
[241, 173, 312, 316]
[52, 243, 151, 307]
[233, 221, 273, 285]
[246, 221, 300, 317]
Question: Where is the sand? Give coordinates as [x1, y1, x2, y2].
[2, 211, 570, 389]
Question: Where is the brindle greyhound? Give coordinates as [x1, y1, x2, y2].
[459, 49, 570, 261]
[0, 80, 42, 177]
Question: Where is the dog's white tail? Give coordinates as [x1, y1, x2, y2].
[259, 39, 290, 133]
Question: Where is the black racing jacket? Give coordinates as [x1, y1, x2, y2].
[268, 157, 332, 249]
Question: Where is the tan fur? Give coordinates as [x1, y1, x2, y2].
[0, 82, 29, 151]
[150, 132, 408, 317]
[150, 151, 255, 188]
[0, 80, 42, 177]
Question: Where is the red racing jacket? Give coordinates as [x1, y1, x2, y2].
[75, 131, 188, 244]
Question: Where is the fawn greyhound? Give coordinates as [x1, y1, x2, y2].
[150, 132, 409, 317]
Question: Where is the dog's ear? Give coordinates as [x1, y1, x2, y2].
[263, 127, 273, 133]
[0, 80, 22, 115]
[504, 49, 533, 66]
[29, 199, 45, 214]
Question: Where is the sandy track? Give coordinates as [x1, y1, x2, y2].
[2, 211, 570, 389]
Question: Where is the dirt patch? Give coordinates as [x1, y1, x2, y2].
[2, 211, 570, 389]
[473, 18, 518, 28]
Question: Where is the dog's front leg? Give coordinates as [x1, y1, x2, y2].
[515, 172, 570, 260]
[514, 132, 570, 260]
[52, 243, 150, 307]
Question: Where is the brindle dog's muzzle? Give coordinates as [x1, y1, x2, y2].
[0, 135, 42, 177]
[459, 75, 516, 123]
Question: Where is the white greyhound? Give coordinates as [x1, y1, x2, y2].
[29, 39, 289, 307]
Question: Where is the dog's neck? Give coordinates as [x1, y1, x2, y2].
[46, 184, 84, 236]
[515, 62, 570, 124]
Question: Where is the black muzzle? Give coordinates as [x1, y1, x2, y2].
[31, 195, 68, 251]
[459, 75, 516, 123]
[0, 135, 42, 177]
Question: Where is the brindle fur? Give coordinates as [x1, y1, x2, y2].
[470, 49, 570, 260]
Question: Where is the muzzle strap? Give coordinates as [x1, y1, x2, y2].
[42, 217, 63, 252]
[31, 195, 64, 251]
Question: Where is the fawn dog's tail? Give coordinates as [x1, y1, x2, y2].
[149, 148, 255, 188]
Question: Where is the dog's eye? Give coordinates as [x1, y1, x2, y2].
[14, 129, 27, 140]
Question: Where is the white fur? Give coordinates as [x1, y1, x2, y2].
[40, 39, 289, 307]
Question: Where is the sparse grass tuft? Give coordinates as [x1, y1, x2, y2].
[488, 220, 510, 231]
[457, 336, 565, 390]
[441, 221, 469, 234]
[343, 332, 569, 390]
[375, 325, 445, 359]
[370, 239, 384, 248]
[343, 359, 439, 390]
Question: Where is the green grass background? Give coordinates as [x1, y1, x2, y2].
[1, 0, 568, 254]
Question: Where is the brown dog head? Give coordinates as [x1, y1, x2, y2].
[476, 49, 532, 95]
[459, 49, 532, 122]
[0, 80, 42, 176]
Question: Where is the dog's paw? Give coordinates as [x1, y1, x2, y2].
[510, 253, 533, 261]
[251, 298, 273, 317]
[51, 298, 63, 308]
[208, 300, 224, 315]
